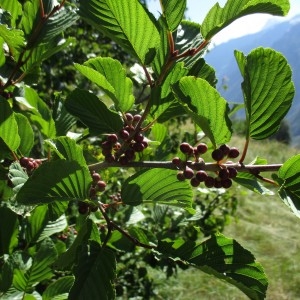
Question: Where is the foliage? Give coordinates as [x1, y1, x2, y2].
[0, 0, 299, 299]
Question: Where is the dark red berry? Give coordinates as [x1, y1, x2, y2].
[177, 171, 185, 181]
[125, 113, 134, 123]
[119, 129, 130, 140]
[183, 167, 194, 179]
[211, 149, 225, 161]
[180, 142, 192, 155]
[19, 157, 30, 167]
[195, 170, 208, 182]
[133, 142, 145, 152]
[114, 142, 121, 150]
[219, 144, 230, 156]
[78, 202, 89, 214]
[102, 148, 112, 156]
[92, 172, 101, 183]
[96, 180, 107, 192]
[141, 140, 148, 148]
[218, 168, 229, 179]
[125, 148, 135, 160]
[227, 167, 238, 178]
[204, 176, 215, 188]
[221, 178, 233, 189]
[214, 178, 223, 188]
[134, 133, 144, 143]
[190, 177, 200, 187]
[197, 143, 208, 154]
[119, 156, 129, 165]
[228, 147, 240, 159]
[133, 114, 142, 125]
[101, 140, 113, 150]
[172, 157, 181, 165]
[107, 134, 118, 143]
[89, 187, 97, 197]
[105, 154, 116, 163]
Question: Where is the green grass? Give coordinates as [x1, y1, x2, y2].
[152, 138, 300, 300]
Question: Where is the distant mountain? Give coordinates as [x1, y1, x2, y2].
[204, 15, 300, 146]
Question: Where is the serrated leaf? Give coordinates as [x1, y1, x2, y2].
[15, 113, 34, 156]
[121, 168, 193, 209]
[277, 154, 300, 218]
[0, 0, 22, 27]
[0, 24, 25, 57]
[79, 0, 160, 65]
[161, 0, 186, 32]
[15, 160, 91, 205]
[0, 206, 19, 255]
[13, 238, 57, 293]
[235, 48, 294, 140]
[157, 233, 268, 300]
[8, 162, 29, 194]
[233, 172, 274, 195]
[68, 241, 116, 300]
[201, 0, 290, 40]
[75, 57, 135, 112]
[0, 100, 20, 151]
[42, 276, 75, 300]
[172, 76, 232, 146]
[65, 89, 123, 135]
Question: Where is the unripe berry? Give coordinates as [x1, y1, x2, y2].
[195, 170, 208, 182]
[211, 149, 225, 161]
[180, 142, 192, 155]
[90, 205, 99, 212]
[228, 147, 240, 159]
[190, 177, 200, 187]
[197, 143, 208, 154]
[183, 167, 194, 179]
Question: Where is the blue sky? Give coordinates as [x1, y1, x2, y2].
[147, 0, 300, 44]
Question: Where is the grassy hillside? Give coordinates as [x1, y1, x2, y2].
[152, 138, 300, 300]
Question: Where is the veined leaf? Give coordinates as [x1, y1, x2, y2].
[8, 162, 28, 194]
[172, 76, 232, 146]
[75, 57, 135, 112]
[276, 154, 300, 218]
[201, 0, 290, 40]
[42, 276, 75, 300]
[0, 0, 23, 27]
[79, 0, 160, 65]
[0, 100, 20, 151]
[0, 25, 25, 57]
[65, 89, 123, 135]
[68, 241, 116, 300]
[15, 160, 91, 205]
[13, 238, 57, 293]
[157, 233, 268, 299]
[121, 168, 193, 210]
[235, 48, 294, 140]
[161, 0, 186, 32]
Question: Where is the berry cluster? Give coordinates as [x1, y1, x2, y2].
[173, 142, 239, 189]
[101, 113, 148, 164]
[19, 157, 42, 173]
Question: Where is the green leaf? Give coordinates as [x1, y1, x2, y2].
[0, 206, 19, 255]
[0, 99, 20, 151]
[15, 160, 91, 205]
[276, 154, 300, 218]
[0, 256, 14, 293]
[65, 88, 124, 135]
[0, 24, 25, 57]
[79, 0, 160, 65]
[201, 0, 290, 40]
[161, 0, 186, 32]
[42, 276, 75, 300]
[15, 113, 34, 156]
[121, 168, 193, 210]
[8, 162, 29, 194]
[235, 48, 294, 140]
[234, 172, 274, 195]
[172, 76, 232, 146]
[75, 57, 135, 112]
[157, 233, 268, 300]
[13, 238, 57, 293]
[68, 241, 116, 300]
[54, 219, 100, 270]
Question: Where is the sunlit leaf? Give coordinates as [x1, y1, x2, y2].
[122, 168, 193, 210]
[201, 0, 290, 40]
[79, 0, 160, 64]
[0, 25, 25, 57]
[161, 0, 186, 32]
[65, 88, 124, 135]
[158, 233, 268, 299]
[235, 48, 294, 140]
[276, 154, 300, 218]
[172, 76, 232, 146]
